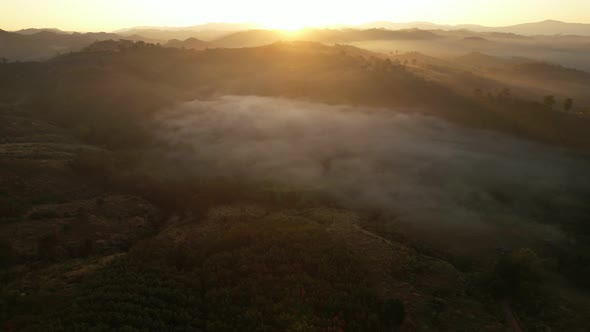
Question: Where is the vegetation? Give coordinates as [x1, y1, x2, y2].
[22, 205, 410, 331]
[543, 95, 556, 109]
[1, 39, 590, 331]
[564, 98, 574, 111]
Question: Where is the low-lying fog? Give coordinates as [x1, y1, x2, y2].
[152, 96, 590, 254]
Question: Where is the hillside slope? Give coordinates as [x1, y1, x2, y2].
[1, 42, 590, 330]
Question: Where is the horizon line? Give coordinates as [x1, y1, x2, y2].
[4, 18, 590, 34]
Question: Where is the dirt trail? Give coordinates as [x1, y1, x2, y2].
[501, 300, 523, 332]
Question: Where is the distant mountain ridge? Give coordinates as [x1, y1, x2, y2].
[15, 28, 70, 35]
[210, 28, 443, 48]
[3, 20, 590, 70]
[359, 20, 590, 36]
[115, 22, 262, 33]
[7, 19, 590, 39]
[113, 19, 590, 40]
[165, 37, 210, 50]
[0, 30, 151, 61]
[116, 22, 263, 41]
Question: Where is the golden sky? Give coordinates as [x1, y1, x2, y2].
[1, 0, 590, 32]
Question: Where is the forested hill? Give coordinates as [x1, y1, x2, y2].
[1, 40, 589, 150]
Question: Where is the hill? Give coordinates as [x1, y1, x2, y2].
[117, 20, 590, 38]
[453, 52, 532, 68]
[211, 29, 285, 47]
[304, 28, 442, 42]
[1, 40, 590, 331]
[116, 22, 262, 41]
[360, 20, 590, 36]
[0, 30, 151, 61]
[209, 28, 443, 48]
[448, 52, 590, 106]
[492, 20, 590, 36]
[15, 28, 69, 35]
[5, 25, 590, 74]
[463, 36, 490, 42]
[164, 37, 210, 50]
[2, 40, 589, 147]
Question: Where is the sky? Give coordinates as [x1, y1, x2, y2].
[1, 0, 590, 32]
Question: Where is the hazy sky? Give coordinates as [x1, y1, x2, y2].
[1, 0, 589, 31]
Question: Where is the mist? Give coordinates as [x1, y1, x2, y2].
[152, 95, 590, 254]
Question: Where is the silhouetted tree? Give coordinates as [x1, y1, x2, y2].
[563, 98, 573, 112]
[78, 238, 94, 258]
[490, 248, 541, 299]
[431, 294, 446, 325]
[37, 233, 59, 259]
[380, 298, 405, 330]
[498, 88, 511, 99]
[383, 58, 393, 69]
[543, 95, 556, 109]
[0, 240, 14, 267]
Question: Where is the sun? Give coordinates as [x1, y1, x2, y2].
[262, 18, 314, 32]
[254, 4, 334, 32]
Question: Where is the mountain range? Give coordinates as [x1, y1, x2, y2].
[112, 20, 590, 38]
[2, 19, 590, 71]
[358, 20, 590, 36]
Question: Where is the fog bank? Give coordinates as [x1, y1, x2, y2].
[152, 96, 590, 253]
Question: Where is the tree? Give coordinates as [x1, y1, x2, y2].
[490, 248, 541, 299]
[543, 95, 556, 109]
[0, 240, 14, 267]
[78, 238, 94, 258]
[498, 88, 511, 99]
[37, 233, 59, 259]
[563, 98, 573, 112]
[383, 58, 393, 70]
[380, 298, 405, 330]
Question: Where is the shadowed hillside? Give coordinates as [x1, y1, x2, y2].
[0, 30, 152, 61]
[3, 40, 589, 148]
